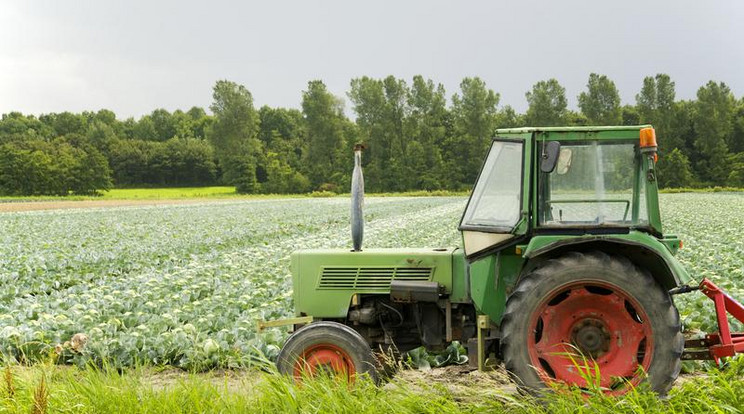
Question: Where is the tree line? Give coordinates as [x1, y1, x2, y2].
[1, 73, 743, 196]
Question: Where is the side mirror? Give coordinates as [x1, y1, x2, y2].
[540, 141, 561, 173]
[556, 148, 573, 175]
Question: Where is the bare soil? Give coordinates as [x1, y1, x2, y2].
[139, 364, 516, 399]
[390, 364, 517, 403]
[142, 368, 263, 393]
[138, 364, 701, 401]
[0, 199, 230, 213]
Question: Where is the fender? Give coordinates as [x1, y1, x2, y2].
[521, 231, 692, 290]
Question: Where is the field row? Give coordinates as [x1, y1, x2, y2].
[0, 193, 742, 369]
[0, 197, 464, 368]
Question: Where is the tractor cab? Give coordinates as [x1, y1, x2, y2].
[460, 126, 664, 258]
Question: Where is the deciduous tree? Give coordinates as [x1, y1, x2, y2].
[578, 73, 622, 125]
[448, 77, 500, 186]
[208, 80, 262, 193]
[303, 80, 347, 190]
[692, 81, 736, 184]
[525, 79, 567, 126]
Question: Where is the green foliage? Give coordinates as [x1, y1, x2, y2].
[405, 341, 468, 370]
[261, 151, 311, 194]
[405, 75, 449, 190]
[208, 80, 262, 193]
[578, 73, 622, 125]
[658, 148, 695, 188]
[497, 105, 523, 128]
[636, 74, 676, 141]
[0, 197, 464, 369]
[0, 74, 743, 193]
[728, 152, 744, 187]
[350, 75, 450, 192]
[0, 139, 111, 196]
[525, 78, 568, 126]
[38, 111, 86, 137]
[0, 112, 53, 142]
[150, 109, 177, 141]
[448, 77, 500, 187]
[620, 105, 640, 125]
[161, 137, 217, 186]
[637, 75, 673, 117]
[1, 193, 741, 375]
[666, 193, 744, 336]
[3, 357, 744, 413]
[86, 120, 117, 153]
[302, 80, 347, 190]
[108, 138, 216, 187]
[693, 81, 737, 185]
[72, 144, 114, 195]
[97, 187, 237, 199]
[349, 76, 404, 192]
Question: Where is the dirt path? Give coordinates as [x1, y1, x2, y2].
[0, 198, 232, 213]
[140, 365, 516, 398]
[140, 364, 701, 398]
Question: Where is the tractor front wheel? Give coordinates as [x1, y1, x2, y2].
[500, 251, 683, 395]
[276, 321, 379, 383]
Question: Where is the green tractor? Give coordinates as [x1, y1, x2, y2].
[268, 125, 744, 394]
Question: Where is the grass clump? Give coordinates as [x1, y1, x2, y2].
[0, 357, 741, 413]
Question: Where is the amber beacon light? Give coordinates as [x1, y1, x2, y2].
[640, 127, 657, 149]
[639, 127, 658, 162]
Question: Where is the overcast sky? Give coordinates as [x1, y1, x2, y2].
[1, 0, 742, 119]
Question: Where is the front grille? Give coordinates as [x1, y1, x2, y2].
[317, 266, 433, 290]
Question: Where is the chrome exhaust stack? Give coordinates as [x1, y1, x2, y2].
[351, 144, 365, 251]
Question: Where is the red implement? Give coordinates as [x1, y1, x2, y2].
[685, 278, 744, 364]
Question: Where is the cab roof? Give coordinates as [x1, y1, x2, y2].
[496, 125, 652, 134]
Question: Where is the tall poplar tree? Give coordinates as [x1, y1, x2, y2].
[448, 77, 500, 186]
[302, 80, 347, 190]
[693, 81, 736, 184]
[208, 80, 261, 193]
[578, 73, 622, 125]
[525, 79, 568, 126]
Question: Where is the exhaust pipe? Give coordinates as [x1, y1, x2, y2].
[351, 144, 365, 251]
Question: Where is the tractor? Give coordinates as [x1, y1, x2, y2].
[265, 125, 744, 395]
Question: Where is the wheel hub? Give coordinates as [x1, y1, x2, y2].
[527, 281, 654, 393]
[293, 343, 356, 380]
[571, 318, 610, 358]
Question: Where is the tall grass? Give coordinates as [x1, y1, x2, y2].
[0, 358, 742, 413]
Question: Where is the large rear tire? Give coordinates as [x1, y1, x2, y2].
[500, 251, 683, 395]
[276, 321, 379, 383]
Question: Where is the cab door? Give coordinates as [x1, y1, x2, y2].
[459, 135, 532, 257]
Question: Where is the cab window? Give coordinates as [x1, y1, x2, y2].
[539, 141, 647, 226]
[461, 140, 523, 232]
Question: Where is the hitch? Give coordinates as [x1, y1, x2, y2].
[682, 278, 744, 364]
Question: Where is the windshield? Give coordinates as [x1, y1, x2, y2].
[461, 140, 523, 231]
[539, 141, 646, 226]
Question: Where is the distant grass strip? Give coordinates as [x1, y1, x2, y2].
[660, 186, 744, 193]
[0, 187, 469, 203]
[2, 358, 744, 413]
[100, 186, 238, 199]
[3, 184, 744, 203]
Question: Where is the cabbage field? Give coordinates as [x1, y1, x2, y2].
[0, 194, 742, 370]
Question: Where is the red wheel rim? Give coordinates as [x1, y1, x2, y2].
[293, 343, 356, 380]
[527, 280, 654, 394]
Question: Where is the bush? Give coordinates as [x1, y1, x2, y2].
[659, 148, 695, 188]
[0, 139, 112, 196]
[308, 191, 336, 198]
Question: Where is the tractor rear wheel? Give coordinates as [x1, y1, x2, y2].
[276, 321, 379, 383]
[500, 251, 683, 395]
